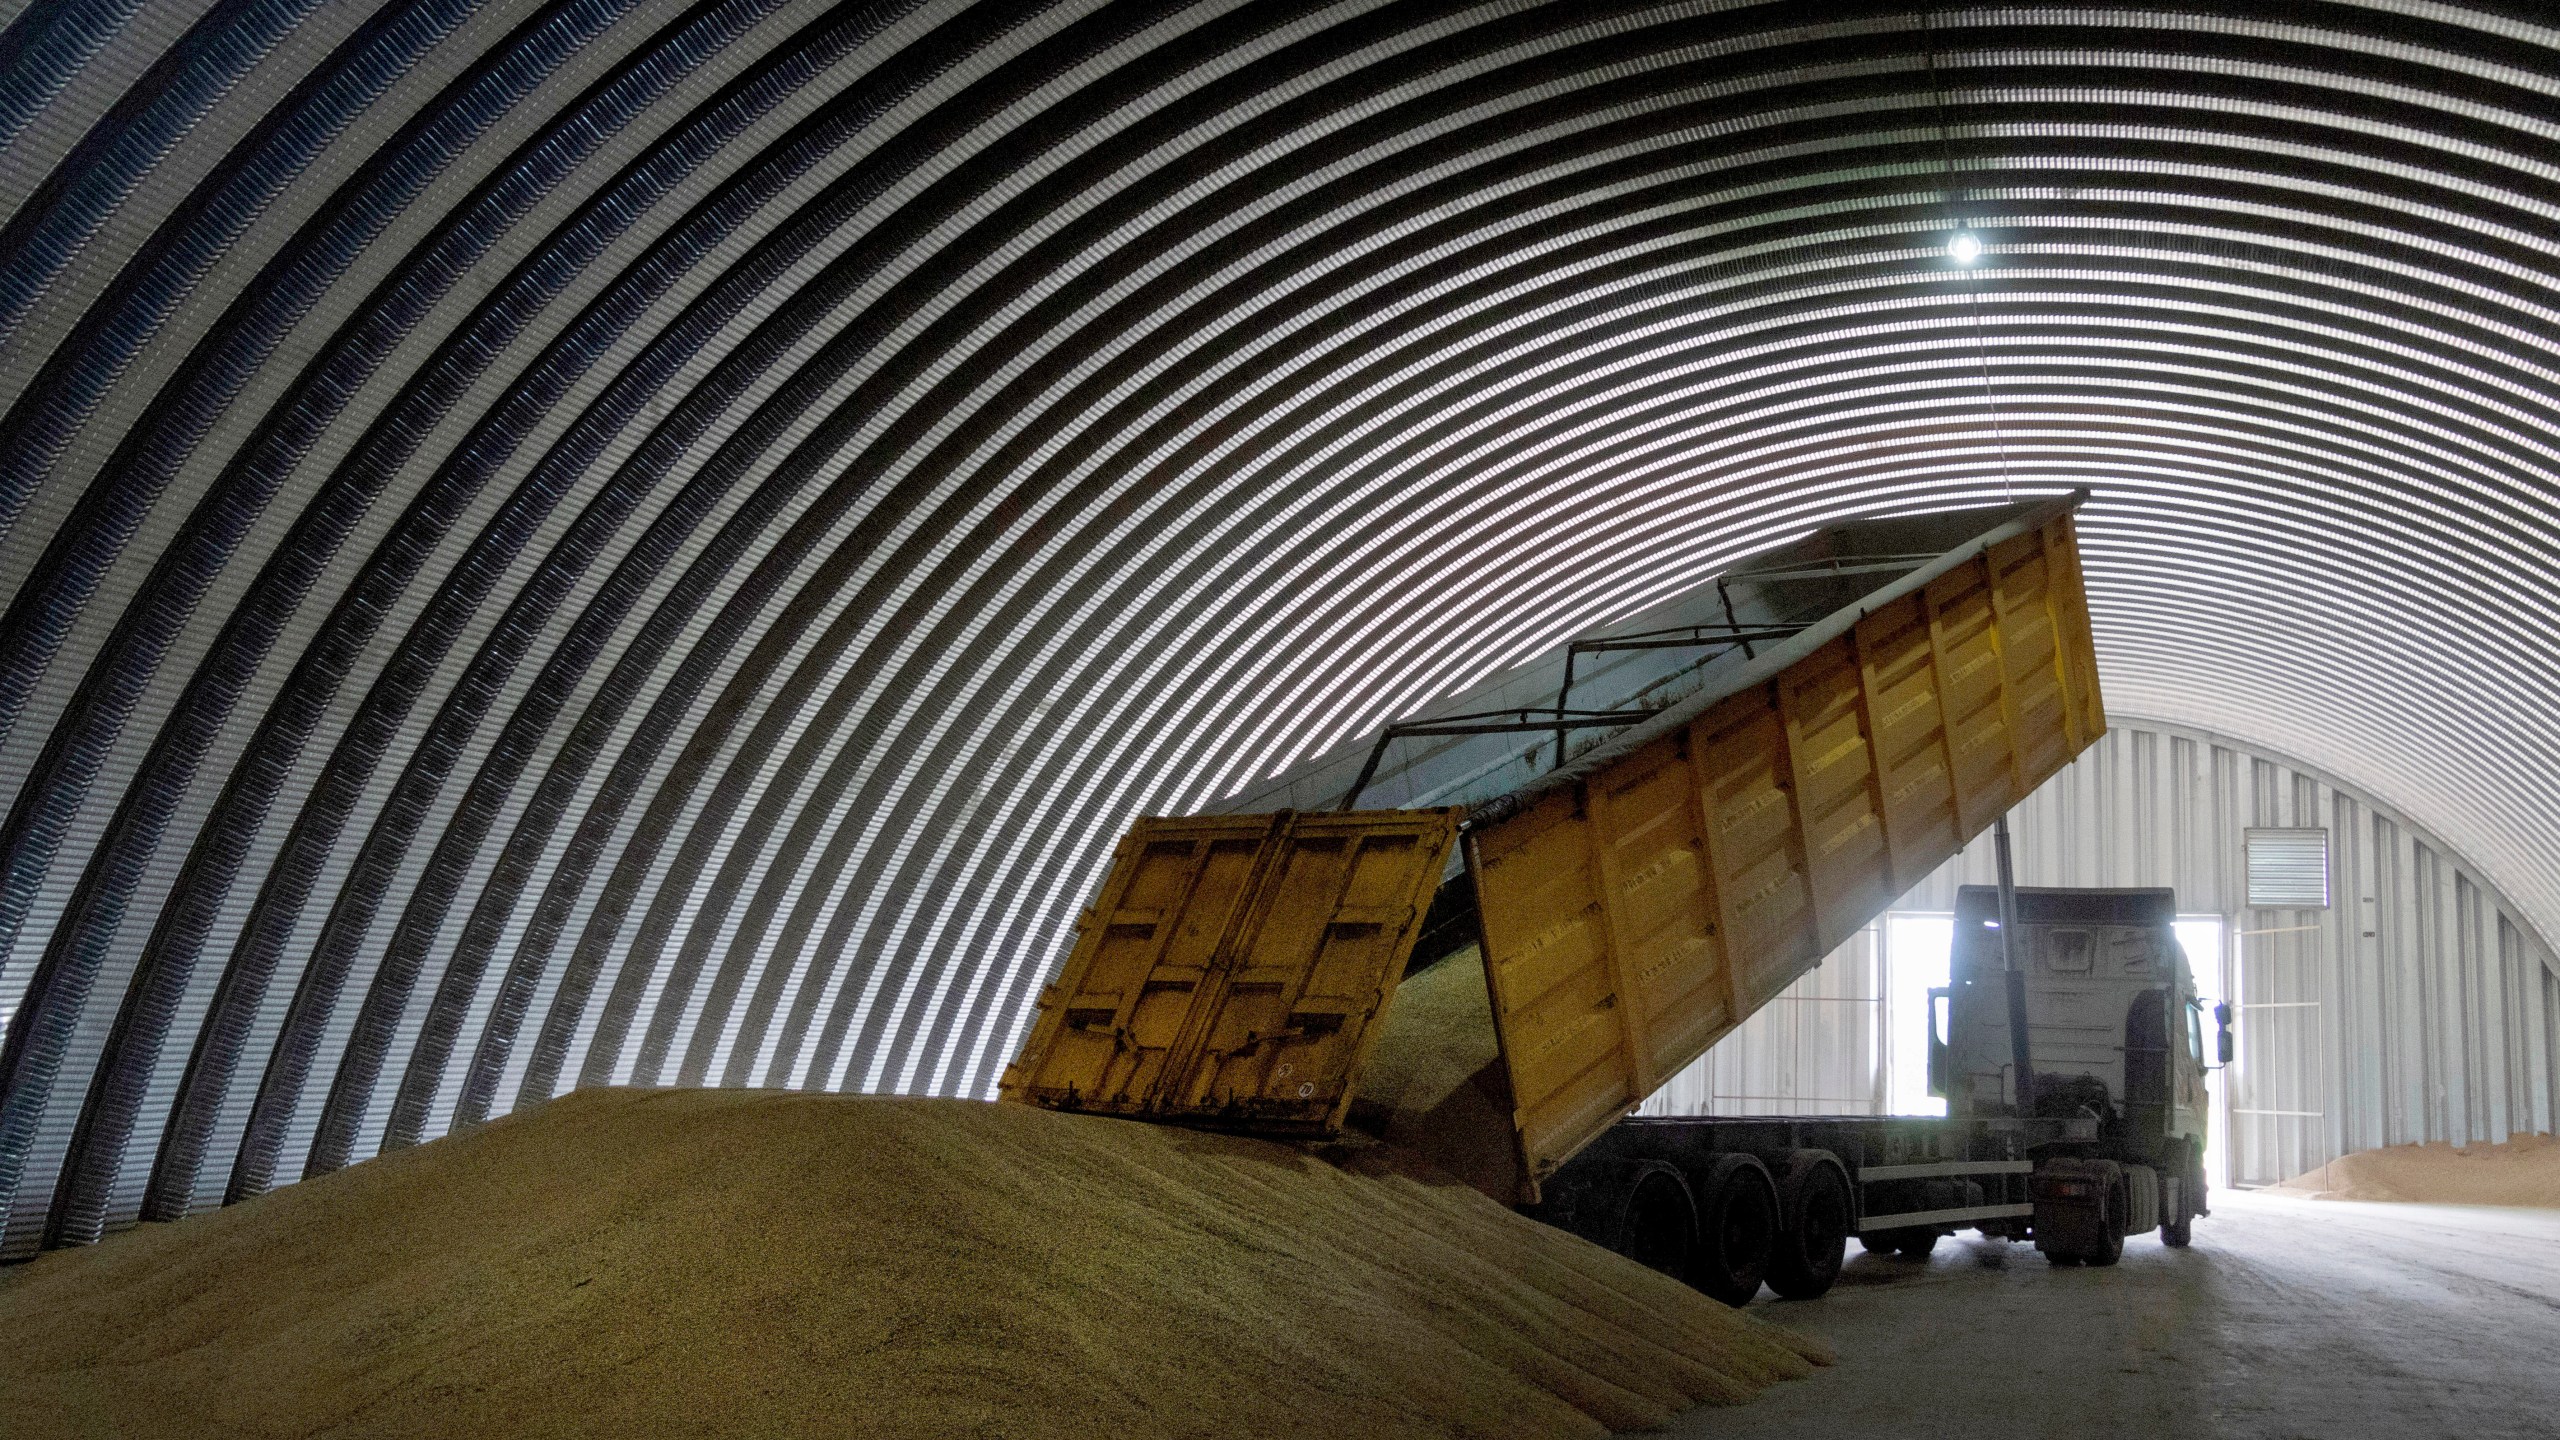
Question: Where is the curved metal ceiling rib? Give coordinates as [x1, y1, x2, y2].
[0, 0, 2553, 1256]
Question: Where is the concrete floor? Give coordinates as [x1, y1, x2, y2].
[1671, 1192, 2560, 1440]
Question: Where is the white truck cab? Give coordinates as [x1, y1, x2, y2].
[1934, 886, 2230, 1260]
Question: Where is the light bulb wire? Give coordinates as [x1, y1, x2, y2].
[1921, 9, 2014, 501]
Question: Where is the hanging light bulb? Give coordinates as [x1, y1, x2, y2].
[1948, 231, 1983, 264]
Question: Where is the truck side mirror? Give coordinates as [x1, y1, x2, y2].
[2215, 1002, 2234, 1065]
[1927, 986, 1951, 1096]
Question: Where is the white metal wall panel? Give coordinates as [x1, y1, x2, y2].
[1641, 926, 1885, 1120]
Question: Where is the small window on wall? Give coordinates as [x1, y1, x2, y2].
[2245, 827, 2330, 908]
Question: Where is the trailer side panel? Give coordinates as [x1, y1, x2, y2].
[1474, 512, 2105, 1193]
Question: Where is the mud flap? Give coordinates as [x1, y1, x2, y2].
[2030, 1157, 2123, 1261]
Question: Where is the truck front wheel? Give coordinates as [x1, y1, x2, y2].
[2032, 1158, 2126, 1267]
[1766, 1151, 1851, 1300]
[2082, 1181, 2127, 1267]
[2162, 1144, 2201, 1248]
[1690, 1154, 1778, 1307]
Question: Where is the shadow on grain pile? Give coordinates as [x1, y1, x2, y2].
[0, 1088, 1826, 1439]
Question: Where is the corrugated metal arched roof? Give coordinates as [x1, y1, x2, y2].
[0, 0, 2555, 1255]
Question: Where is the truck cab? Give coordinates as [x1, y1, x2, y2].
[1935, 885, 2228, 1258]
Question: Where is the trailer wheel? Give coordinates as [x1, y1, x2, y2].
[1690, 1154, 1778, 1307]
[1613, 1163, 1699, 1280]
[1766, 1152, 1851, 1300]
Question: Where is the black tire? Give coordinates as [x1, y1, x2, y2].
[1690, 1154, 1779, 1307]
[2034, 1159, 2127, 1267]
[2083, 1176, 2128, 1267]
[2161, 1143, 2200, 1247]
[1893, 1230, 1939, 1259]
[1858, 1233, 1902, 1255]
[1766, 1153, 1852, 1300]
[1614, 1165, 1698, 1279]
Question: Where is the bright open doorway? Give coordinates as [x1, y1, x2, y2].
[1883, 912, 1951, 1116]
[2173, 914, 2228, 1189]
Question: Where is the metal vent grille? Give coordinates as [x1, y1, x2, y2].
[2246, 828, 2332, 908]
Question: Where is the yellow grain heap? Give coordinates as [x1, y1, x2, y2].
[2272, 1130, 2560, 1208]
[0, 1088, 1825, 1440]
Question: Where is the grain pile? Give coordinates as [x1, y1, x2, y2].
[1352, 946, 1524, 1201]
[2272, 1131, 2560, 1208]
[0, 1088, 1825, 1440]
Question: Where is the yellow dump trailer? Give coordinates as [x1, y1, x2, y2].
[1468, 510, 2104, 1191]
[1006, 494, 2105, 1200]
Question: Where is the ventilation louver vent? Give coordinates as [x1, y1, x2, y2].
[2246, 828, 2332, 908]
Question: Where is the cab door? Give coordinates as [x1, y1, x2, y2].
[2172, 989, 2211, 1141]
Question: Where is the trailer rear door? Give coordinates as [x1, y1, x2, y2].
[1000, 808, 1459, 1131]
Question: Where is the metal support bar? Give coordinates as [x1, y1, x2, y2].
[1717, 578, 1755, 659]
[1339, 707, 1659, 810]
[1551, 648, 1580, 766]
[1994, 812, 2037, 1116]
[1723, 553, 1944, 584]
[1569, 626, 1808, 652]
[1551, 623, 1806, 765]
[1382, 716, 1652, 737]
